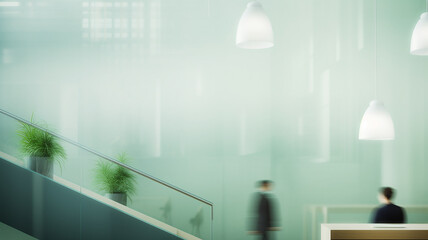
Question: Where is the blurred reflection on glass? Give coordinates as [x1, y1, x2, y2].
[248, 180, 281, 240]
[190, 206, 203, 237]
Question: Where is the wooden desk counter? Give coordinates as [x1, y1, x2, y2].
[321, 224, 428, 240]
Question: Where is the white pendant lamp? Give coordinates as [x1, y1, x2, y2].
[236, 1, 274, 49]
[359, 100, 395, 140]
[411, 12, 428, 55]
[359, 0, 395, 140]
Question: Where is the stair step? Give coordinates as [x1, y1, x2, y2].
[0, 222, 38, 240]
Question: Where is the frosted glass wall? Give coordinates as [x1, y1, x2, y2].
[271, 0, 428, 239]
[0, 0, 427, 239]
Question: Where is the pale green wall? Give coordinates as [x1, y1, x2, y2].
[0, 0, 427, 239]
[271, 0, 428, 239]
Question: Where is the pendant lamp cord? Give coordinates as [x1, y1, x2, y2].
[374, 0, 377, 100]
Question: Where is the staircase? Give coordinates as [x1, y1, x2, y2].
[0, 109, 213, 240]
[0, 222, 37, 240]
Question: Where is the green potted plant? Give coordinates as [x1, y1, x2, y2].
[17, 115, 66, 179]
[94, 153, 137, 206]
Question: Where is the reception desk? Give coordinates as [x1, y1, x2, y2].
[321, 224, 428, 240]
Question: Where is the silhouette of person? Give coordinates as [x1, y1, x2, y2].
[160, 198, 172, 224]
[190, 207, 203, 237]
[249, 180, 280, 240]
[371, 187, 406, 223]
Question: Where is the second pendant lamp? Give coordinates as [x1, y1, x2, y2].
[236, 1, 274, 49]
[359, 0, 395, 140]
[359, 100, 395, 140]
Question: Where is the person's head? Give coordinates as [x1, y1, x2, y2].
[378, 187, 394, 204]
[258, 180, 273, 192]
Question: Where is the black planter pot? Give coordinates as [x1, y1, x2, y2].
[27, 156, 54, 179]
[106, 193, 127, 206]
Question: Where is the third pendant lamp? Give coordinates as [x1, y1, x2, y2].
[411, 13, 428, 55]
[359, 0, 395, 140]
[236, 1, 274, 49]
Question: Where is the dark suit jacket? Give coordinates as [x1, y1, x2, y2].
[371, 203, 406, 223]
[255, 192, 278, 232]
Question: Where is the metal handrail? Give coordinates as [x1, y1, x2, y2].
[0, 108, 213, 207]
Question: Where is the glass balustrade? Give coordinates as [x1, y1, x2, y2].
[0, 109, 213, 240]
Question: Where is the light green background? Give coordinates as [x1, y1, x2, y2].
[0, 0, 428, 239]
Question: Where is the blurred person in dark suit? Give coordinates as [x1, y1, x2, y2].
[371, 187, 406, 223]
[248, 180, 280, 240]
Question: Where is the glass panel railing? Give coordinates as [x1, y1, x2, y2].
[0, 111, 85, 240]
[81, 155, 212, 239]
[0, 109, 213, 240]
